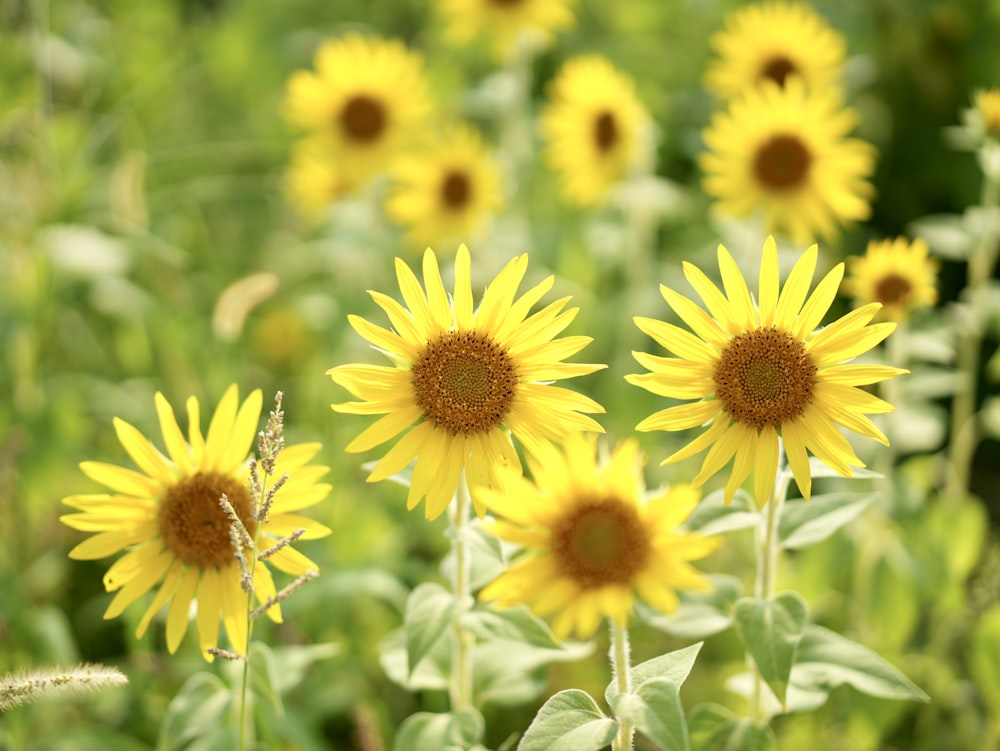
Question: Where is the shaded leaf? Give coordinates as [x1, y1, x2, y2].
[405, 583, 458, 678]
[517, 689, 618, 751]
[612, 677, 689, 751]
[689, 703, 775, 751]
[683, 489, 758, 535]
[393, 709, 484, 751]
[733, 593, 808, 707]
[778, 492, 877, 550]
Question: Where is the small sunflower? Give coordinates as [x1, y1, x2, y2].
[283, 34, 431, 182]
[541, 55, 650, 208]
[975, 88, 1000, 139]
[436, 0, 576, 59]
[699, 76, 876, 244]
[705, 1, 846, 100]
[61, 386, 332, 659]
[626, 237, 907, 507]
[385, 124, 503, 250]
[284, 137, 357, 218]
[843, 237, 939, 321]
[327, 244, 606, 521]
[478, 433, 718, 640]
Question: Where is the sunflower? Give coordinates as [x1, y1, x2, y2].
[704, 2, 846, 100]
[626, 237, 907, 507]
[283, 34, 431, 182]
[284, 137, 357, 218]
[975, 88, 1000, 139]
[385, 124, 503, 250]
[61, 386, 332, 660]
[478, 433, 718, 640]
[327, 245, 606, 521]
[699, 76, 876, 244]
[436, 0, 576, 59]
[540, 55, 650, 208]
[843, 237, 939, 321]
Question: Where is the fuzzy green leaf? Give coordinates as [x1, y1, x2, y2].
[778, 492, 877, 550]
[612, 677, 689, 751]
[607, 642, 703, 705]
[734, 593, 808, 707]
[640, 574, 743, 640]
[682, 489, 758, 535]
[405, 583, 459, 678]
[793, 624, 929, 702]
[517, 689, 618, 751]
[393, 709, 484, 751]
[689, 704, 775, 751]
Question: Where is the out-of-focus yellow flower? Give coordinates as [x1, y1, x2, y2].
[284, 137, 357, 218]
[385, 125, 503, 249]
[699, 77, 876, 244]
[975, 88, 1000, 139]
[843, 237, 938, 321]
[436, 0, 576, 59]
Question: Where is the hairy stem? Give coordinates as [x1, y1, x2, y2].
[449, 472, 475, 712]
[610, 620, 634, 751]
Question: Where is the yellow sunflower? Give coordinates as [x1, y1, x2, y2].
[327, 244, 606, 521]
[975, 88, 1000, 139]
[699, 76, 876, 244]
[436, 0, 576, 59]
[283, 34, 431, 182]
[478, 433, 718, 640]
[626, 237, 907, 507]
[540, 55, 650, 208]
[704, 1, 846, 100]
[843, 237, 939, 321]
[284, 137, 357, 218]
[61, 386, 332, 660]
[385, 124, 503, 250]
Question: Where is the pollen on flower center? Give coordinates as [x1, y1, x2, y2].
[551, 499, 650, 588]
[340, 94, 386, 142]
[761, 55, 797, 86]
[714, 327, 817, 430]
[411, 330, 518, 435]
[440, 170, 473, 210]
[753, 134, 812, 190]
[159, 472, 254, 569]
[593, 110, 619, 152]
[874, 274, 912, 306]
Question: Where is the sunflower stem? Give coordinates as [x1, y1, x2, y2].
[610, 620, 634, 751]
[448, 471, 475, 713]
[750, 455, 790, 725]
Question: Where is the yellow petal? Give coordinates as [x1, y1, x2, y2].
[758, 236, 780, 327]
[346, 405, 423, 453]
[422, 247, 453, 332]
[453, 244, 473, 329]
[80, 461, 162, 498]
[793, 262, 844, 339]
[636, 400, 722, 432]
[196, 567, 222, 656]
[222, 389, 263, 472]
[204, 385, 239, 472]
[156, 393, 194, 474]
[775, 245, 817, 330]
[717, 245, 756, 331]
[753, 426, 779, 508]
[166, 566, 199, 654]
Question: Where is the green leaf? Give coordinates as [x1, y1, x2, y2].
[380, 627, 450, 691]
[689, 704, 775, 751]
[393, 709, 484, 751]
[972, 604, 1000, 717]
[517, 689, 618, 751]
[157, 672, 230, 751]
[474, 638, 594, 707]
[441, 519, 507, 591]
[612, 677, 689, 751]
[461, 604, 562, 650]
[792, 624, 929, 702]
[247, 641, 283, 714]
[640, 574, 743, 640]
[778, 492, 877, 550]
[683, 489, 758, 535]
[607, 642, 703, 705]
[733, 593, 808, 707]
[405, 582, 459, 678]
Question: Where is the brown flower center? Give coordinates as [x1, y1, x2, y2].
[339, 94, 386, 143]
[551, 499, 650, 588]
[874, 273, 912, 307]
[159, 472, 254, 569]
[593, 110, 619, 152]
[440, 170, 473, 210]
[761, 55, 797, 87]
[411, 330, 518, 435]
[753, 134, 812, 190]
[714, 327, 817, 431]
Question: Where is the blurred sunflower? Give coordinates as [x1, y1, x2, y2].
[627, 238, 906, 506]
[385, 124, 503, 250]
[283, 34, 431, 182]
[705, 1, 845, 100]
[975, 88, 1000, 138]
[328, 245, 606, 521]
[699, 77, 876, 244]
[478, 433, 718, 640]
[61, 386, 331, 660]
[843, 237, 938, 321]
[541, 56, 650, 208]
[436, 0, 576, 59]
[284, 137, 357, 218]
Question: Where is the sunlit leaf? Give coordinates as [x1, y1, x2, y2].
[734, 594, 808, 707]
[517, 689, 618, 751]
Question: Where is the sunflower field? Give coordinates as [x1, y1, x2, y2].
[3, 1, 1000, 750]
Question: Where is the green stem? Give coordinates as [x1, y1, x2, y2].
[449, 472, 474, 712]
[749, 458, 791, 725]
[945, 167, 1000, 499]
[610, 620, 634, 751]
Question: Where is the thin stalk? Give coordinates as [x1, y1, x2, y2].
[749, 458, 791, 725]
[945, 168, 1000, 499]
[237, 476, 269, 751]
[610, 620, 634, 751]
[449, 472, 474, 712]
